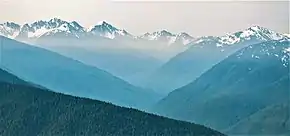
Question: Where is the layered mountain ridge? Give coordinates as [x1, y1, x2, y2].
[0, 68, 225, 136]
[153, 39, 290, 135]
[136, 30, 194, 45]
[0, 36, 162, 109]
[192, 26, 287, 47]
[141, 25, 289, 94]
[0, 18, 194, 45]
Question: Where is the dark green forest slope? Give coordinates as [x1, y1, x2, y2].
[0, 68, 224, 136]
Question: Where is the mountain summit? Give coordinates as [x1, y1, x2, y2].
[4, 18, 86, 39]
[192, 25, 287, 46]
[138, 30, 194, 45]
[0, 18, 131, 40]
[88, 21, 131, 39]
[1, 20, 288, 47]
[0, 22, 21, 39]
[141, 26, 289, 94]
[0, 18, 195, 45]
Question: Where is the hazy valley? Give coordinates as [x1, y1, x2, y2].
[0, 16, 289, 136]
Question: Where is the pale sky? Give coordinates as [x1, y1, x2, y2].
[0, 0, 289, 36]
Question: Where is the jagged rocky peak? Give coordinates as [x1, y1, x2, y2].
[1, 22, 21, 29]
[155, 30, 174, 36]
[175, 32, 194, 45]
[0, 22, 21, 38]
[177, 32, 193, 38]
[221, 25, 284, 43]
[70, 21, 84, 31]
[89, 21, 118, 32]
[88, 21, 131, 39]
[138, 30, 194, 45]
[96, 20, 112, 27]
[190, 25, 287, 46]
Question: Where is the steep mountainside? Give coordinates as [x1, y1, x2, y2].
[0, 68, 224, 136]
[226, 103, 290, 135]
[0, 36, 161, 109]
[41, 45, 164, 85]
[142, 26, 288, 94]
[153, 39, 290, 135]
[0, 68, 28, 85]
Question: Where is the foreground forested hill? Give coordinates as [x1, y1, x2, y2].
[0, 69, 223, 136]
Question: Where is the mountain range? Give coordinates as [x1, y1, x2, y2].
[141, 26, 290, 94]
[2, 19, 289, 90]
[0, 18, 196, 85]
[1, 17, 289, 136]
[0, 18, 194, 46]
[153, 39, 290, 135]
[0, 36, 162, 110]
[0, 68, 224, 136]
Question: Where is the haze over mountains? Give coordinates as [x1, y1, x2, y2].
[153, 39, 290, 135]
[0, 68, 224, 136]
[142, 26, 290, 93]
[1, 19, 289, 91]
[1, 17, 289, 135]
[0, 36, 162, 110]
[0, 18, 195, 85]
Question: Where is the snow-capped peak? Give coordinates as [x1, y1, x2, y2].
[191, 25, 287, 46]
[88, 21, 117, 32]
[154, 30, 174, 37]
[177, 32, 192, 38]
[96, 20, 111, 26]
[175, 32, 194, 45]
[1, 19, 286, 47]
[70, 21, 85, 32]
[140, 30, 173, 40]
[0, 22, 21, 39]
[247, 25, 284, 40]
[88, 21, 131, 39]
[219, 25, 286, 45]
[14, 18, 87, 39]
[2, 22, 20, 29]
[138, 30, 194, 45]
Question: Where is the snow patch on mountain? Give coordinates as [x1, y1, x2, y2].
[14, 18, 86, 39]
[239, 29, 255, 38]
[236, 40, 290, 67]
[0, 19, 287, 48]
[168, 36, 178, 45]
[284, 47, 290, 53]
[138, 30, 194, 45]
[176, 32, 194, 45]
[219, 26, 285, 45]
[189, 26, 288, 49]
[216, 43, 223, 47]
[88, 21, 131, 39]
[219, 34, 240, 44]
[1, 19, 135, 40]
[283, 34, 290, 38]
[140, 30, 174, 40]
[0, 22, 21, 39]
